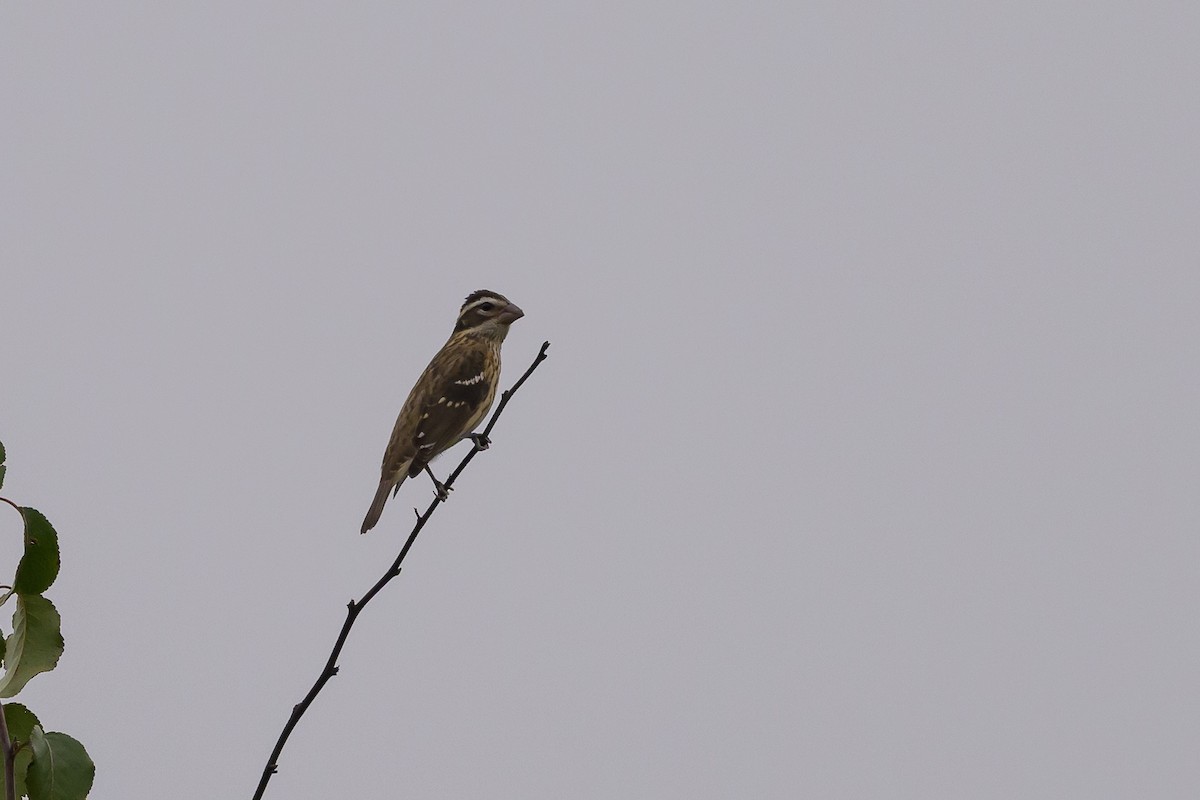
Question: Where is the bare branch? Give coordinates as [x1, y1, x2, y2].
[251, 341, 550, 800]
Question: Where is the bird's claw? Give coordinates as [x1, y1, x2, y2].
[470, 432, 491, 450]
[422, 463, 451, 501]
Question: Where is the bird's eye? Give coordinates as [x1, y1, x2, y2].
[478, 302, 495, 312]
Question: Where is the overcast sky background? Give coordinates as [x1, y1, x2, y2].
[2, 3, 1198, 798]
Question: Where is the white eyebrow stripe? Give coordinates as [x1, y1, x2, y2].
[454, 372, 486, 386]
[461, 297, 504, 314]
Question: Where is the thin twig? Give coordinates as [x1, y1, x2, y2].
[251, 341, 550, 800]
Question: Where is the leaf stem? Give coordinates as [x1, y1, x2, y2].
[0, 698, 15, 800]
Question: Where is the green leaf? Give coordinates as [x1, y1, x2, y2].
[1, 702, 40, 797]
[0, 439, 8, 526]
[0, 596, 64, 698]
[3, 701, 39, 739]
[14, 509, 61, 595]
[27, 726, 95, 800]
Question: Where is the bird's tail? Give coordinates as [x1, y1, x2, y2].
[361, 474, 405, 534]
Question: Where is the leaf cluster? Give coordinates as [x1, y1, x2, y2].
[0, 440, 95, 800]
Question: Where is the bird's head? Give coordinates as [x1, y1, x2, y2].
[455, 290, 524, 339]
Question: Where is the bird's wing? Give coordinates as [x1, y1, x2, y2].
[405, 348, 495, 476]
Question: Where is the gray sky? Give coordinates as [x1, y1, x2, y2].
[2, 3, 1198, 798]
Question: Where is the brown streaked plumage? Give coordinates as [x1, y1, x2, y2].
[361, 290, 524, 533]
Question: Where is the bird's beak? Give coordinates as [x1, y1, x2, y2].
[499, 302, 524, 324]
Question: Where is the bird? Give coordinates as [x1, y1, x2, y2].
[360, 289, 524, 533]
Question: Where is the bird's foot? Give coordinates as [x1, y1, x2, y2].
[470, 432, 491, 450]
[423, 464, 452, 501]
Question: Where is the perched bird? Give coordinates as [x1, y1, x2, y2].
[361, 290, 524, 533]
